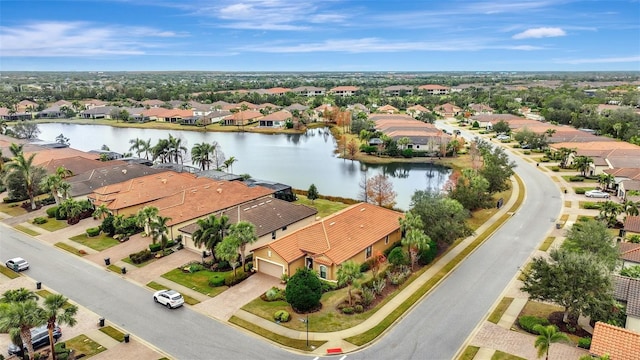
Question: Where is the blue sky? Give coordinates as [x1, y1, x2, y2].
[0, 0, 639, 72]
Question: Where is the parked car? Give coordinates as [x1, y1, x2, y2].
[5, 257, 29, 272]
[153, 289, 184, 309]
[8, 324, 61, 356]
[453, 129, 461, 135]
[585, 190, 610, 198]
[496, 134, 510, 140]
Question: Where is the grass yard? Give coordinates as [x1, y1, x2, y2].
[457, 346, 480, 360]
[147, 281, 201, 305]
[466, 186, 513, 231]
[573, 186, 597, 194]
[538, 237, 556, 252]
[0, 202, 27, 216]
[99, 326, 125, 342]
[63, 334, 106, 358]
[161, 268, 228, 297]
[55, 242, 87, 256]
[229, 316, 326, 352]
[33, 218, 69, 232]
[488, 297, 514, 324]
[13, 224, 40, 236]
[295, 195, 350, 218]
[69, 233, 120, 251]
[123, 255, 158, 268]
[0, 265, 21, 279]
[492, 351, 526, 360]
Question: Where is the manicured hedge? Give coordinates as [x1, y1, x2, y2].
[46, 206, 59, 218]
[86, 227, 101, 237]
[225, 269, 249, 286]
[33, 217, 48, 225]
[149, 243, 162, 252]
[273, 310, 290, 322]
[518, 315, 550, 334]
[129, 249, 153, 264]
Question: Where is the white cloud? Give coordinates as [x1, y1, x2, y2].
[513, 27, 566, 39]
[556, 56, 640, 64]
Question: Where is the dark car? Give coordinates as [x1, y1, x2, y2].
[8, 324, 61, 355]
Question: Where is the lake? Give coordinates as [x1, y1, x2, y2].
[37, 123, 451, 210]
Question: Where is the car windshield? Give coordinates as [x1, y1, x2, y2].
[170, 294, 183, 300]
[15, 260, 26, 265]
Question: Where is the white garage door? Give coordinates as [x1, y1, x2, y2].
[257, 259, 284, 279]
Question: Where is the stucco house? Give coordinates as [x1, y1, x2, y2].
[222, 110, 263, 126]
[258, 110, 292, 127]
[590, 321, 640, 359]
[252, 203, 404, 281]
[433, 103, 461, 118]
[612, 275, 640, 332]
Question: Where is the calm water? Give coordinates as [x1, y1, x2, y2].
[37, 123, 451, 210]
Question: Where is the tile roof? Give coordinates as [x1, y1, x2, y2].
[330, 86, 359, 92]
[260, 110, 292, 121]
[40, 156, 125, 176]
[625, 216, 640, 234]
[68, 163, 165, 197]
[552, 141, 640, 151]
[590, 322, 640, 360]
[418, 84, 449, 90]
[377, 105, 399, 112]
[25, 148, 99, 165]
[264, 203, 403, 265]
[178, 197, 317, 238]
[407, 104, 429, 112]
[604, 168, 640, 180]
[147, 181, 275, 226]
[613, 274, 640, 317]
[89, 171, 212, 210]
[224, 110, 263, 121]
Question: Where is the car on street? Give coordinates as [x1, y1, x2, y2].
[153, 289, 185, 309]
[8, 324, 61, 355]
[496, 134, 511, 140]
[585, 190, 610, 198]
[5, 257, 29, 272]
[453, 129, 461, 135]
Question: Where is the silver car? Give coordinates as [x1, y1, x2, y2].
[585, 190, 610, 198]
[5, 257, 29, 272]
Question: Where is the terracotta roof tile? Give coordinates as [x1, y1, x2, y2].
[590, 322, 640, 360]
[25, 148, 99, 165]
[625, 216, 640, 234]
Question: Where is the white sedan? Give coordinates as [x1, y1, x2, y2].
[5, 257, 29, 272]
[585, 190, 610, 198]
[153, 290, 185, 309]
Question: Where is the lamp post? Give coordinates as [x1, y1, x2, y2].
[306, 314, 309, 347]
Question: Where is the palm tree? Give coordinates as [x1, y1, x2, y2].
[598, 173, 615, 191]
[223, 156, 237, 173]
[556, 147, 576, 169]
[141, 138, 152, 160]
[43, 294, 78, 360]
[167, 134, 187, 164]
[1, 288, 38, 303]
[598, 200, 623, 228]
[623, 199, 640, 219]
[192, 214, 229, 262]
[41, 174, 64, 205]
[337, 260, 363, 306]
[228, 221, 257, 271]
[136, 206, 159, 237]
[5, 150, 42, 210]
[573, 156, 593, 177]
[151, 138, 170, 163]
[533, 324, 570, 360]
[150, 215, 171, 251]
[191, 142, 214, 171]
[55, 166, 73, 179]
[129, 137, 146, 158]
[0, 300, 46, 360]
[92, 204, 111, 220]
[399, 212, 429, 270]
[58, 181, 71, 201]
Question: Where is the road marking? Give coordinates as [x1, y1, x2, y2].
[339, 356, 347, 360]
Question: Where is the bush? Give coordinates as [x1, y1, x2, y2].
[224, 269, 249, 286]
[189, 263, 204, 273]
[32, 217, 48, 225]
[285, 267, 323, 312]
[360, 261, 371, 273]
[578, 337, 591, 349]
[55, 206, 66, 220]
[383, 241, 403, 257]
[101, 215, 116, 236]
[129, 249, 152, 264]
[418, 240, 438, 265]
[86, 227, 100, 237]
[401, 149, 413, 158]
[518, 315, 550, 334]
[273, 310, 290, 322]
[582, 202, 601, 210]
[208, 277, 225, 287]
[569, 176, 585, 182]
[354, 304, 364, 313]
[341, 306, 354, 314]
[265, 287, 285, 301]
[628, 234, 640, 243]
[149, 243, 162, 252]
[551, 166, 560, 172]
[46, 206, 58, 218]
[387, 247, 409, 268]
[539, 157, 550, 162]
[574, 188, 589, 194]
[320, 278, 338, 293]
[522, 150, 531, 155]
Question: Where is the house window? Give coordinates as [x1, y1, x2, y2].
[272, 231, 276, 240]
[365, 246, 372, 259]
[416, 145, 420, 149]
[306, 258, 313, 269]
[319, 265, 327, 279]
[282, 226, 287, 231]
[385, 235, 389, 245]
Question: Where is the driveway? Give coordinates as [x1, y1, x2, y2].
[194, 272, 281, 321]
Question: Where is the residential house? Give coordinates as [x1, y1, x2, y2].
[314, 104, 337, 122]
[292, 86, 325, 97]
[347, 103, 370, 114]
[329, 86, 359, 97]
[623, 217, 640, 240]
[376, 105, 399, 114]
[178, 197, 318, 254]
[589, 322, 640, 359]
[613, 275, 640, 331]
[433, 103, 461, 118]
[67, 163, 165, 198]
[252, 203, 404, 280]
[418, 84, 450, 95]
[39, 156, 124, 176]
[200, 110, 232, 125]
[258, 110, 292, 128]
[38, 104, 68, 118]
[406, 104, 429, 118]
[141, 99, 165, 108]
[82, 99, 108, 110]
[383, 85, 413, 96]
[468, 103, 494, 115]
[222, 110, 263, 126]
[603, 168, 640, 199]
[153, 109, 194, 123]
[265, 87, 291, 95]
[15, 100, 38, 113]
[79, 106, 119, 119]
[371, 114, 451, 153]
[25, 147, 99, 166]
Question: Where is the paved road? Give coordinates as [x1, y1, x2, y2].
[348, 123, 562, 359]
[0, 228, 293, 360]
[1, 123, 561, 360]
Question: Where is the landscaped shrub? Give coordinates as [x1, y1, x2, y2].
[582, 202, 601, 210]
[32, 217, 48, 225]
[354, 304, 364, 313]
[418, 240, 438, 265]
[360, 287, 375, 307]
[539, 157, 551, 162]
[225, 269, 249, 286]
[285, 267, 323, 312]
[387, 247, 410, 268]
[574, 188, 589, 194]
[360, 261, 371, 273]
[265, 287, 285, 301]
[628, 234, 640, 243]
[149, 243, 162, 252]
[320, 278, 339, 292]
[341, 306, 354, 314]
[189, 263, 204, 273]
[208, 277, 225, 287]
[101, 215, 116, 236]
[55, 206, 67, 220]
[401, 149, 413, 158]
[273, 310, 290, 322]
[518, 315, 550, 334]
[86, 227, 100, 237]
[46, 206, 58, 218]
[128, 249, 152, 264]
[383, 241, 403, 257]
[522, 150, 531, 155]
[551, 166, 560, 172]
[578, 337, 591, 349]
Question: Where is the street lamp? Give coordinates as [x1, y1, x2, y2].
[299, 315, 309, 347]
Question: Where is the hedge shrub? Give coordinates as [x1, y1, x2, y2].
[582, 202, 601, 210]
[208, 277, 225, 287]
[224, 269, 249, 286]
[285, 267, 322, 312]
[578, 337, 591, 349]
[273, 310, 290, 322]
[129, 249, 153, 264]
[341, 306, 354, 314]
[265, 287, 285, 301]
[518, 315, 550, 334]
[551, 166, 560, 172]
[32, 217, 48, 225]
[569, 176, 585, 182]
[149, 243, 162, 252]
[46, 206, 59, 218]
[86, 227, 101, 237]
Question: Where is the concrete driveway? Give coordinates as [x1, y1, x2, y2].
[194, 272, 281, 321]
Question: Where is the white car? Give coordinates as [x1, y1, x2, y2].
[5, 257, 29, 272]
[585, 190, 610, 198]
[496, 134, 511, 141]
[153, 289, 184, 309]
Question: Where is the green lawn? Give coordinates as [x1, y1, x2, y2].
[539, 237, 556, 252]
[33, 218, 69, 232]
[147, 281, 201, 305]
[488, 297, 514, 324]
[55, 242, 87, 256]
[457, 346, 480, 360]
[294, 195, 350, 218]
[492, 351, 526, 360]
[13, 224, 40, 236]
[0, 202, 27, 216]
[63, 334, 106, 358]
[99, 326, 125, 342]
[161, 268, 228, 297]
[123, 255, 158, 268]
[229, 316, 326, 351]
[0, 265, 21, 279]
[69, 233, 120, 251]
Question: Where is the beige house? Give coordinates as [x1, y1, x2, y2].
[252, 203, 404, 281]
